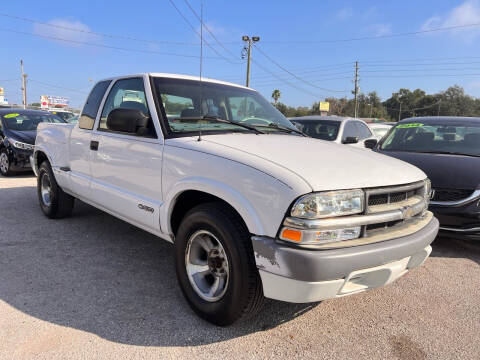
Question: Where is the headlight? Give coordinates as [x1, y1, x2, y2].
[7, 138, 34, 151]
[291, 189, 364, 219]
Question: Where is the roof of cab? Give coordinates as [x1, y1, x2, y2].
[97, 73, 252, 91]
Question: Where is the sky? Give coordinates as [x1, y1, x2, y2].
[1, 0, 480, 108]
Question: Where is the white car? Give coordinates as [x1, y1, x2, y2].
[369, 123, 392, 140]
[31, 73, 438, 325]
[290, 116, 378, 148]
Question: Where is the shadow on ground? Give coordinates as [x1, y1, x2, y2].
[430, 233, 480, 265]
[0, 185, 318, 347]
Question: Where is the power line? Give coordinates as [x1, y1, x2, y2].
[0, 27, 223, 59]
[182, 0, 239, 61]
[166, 0, 238, 64]
[253, 44, 347, 93]
[250, 59, 324, 99]
[362, 73, 480, 78]
[0, 12, 199, 46]
[252, 22, 480, 44]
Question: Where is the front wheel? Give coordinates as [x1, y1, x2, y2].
[0, 149, 12, 176]
[175, 203, 264, 326]
[37, 161, 75, 218]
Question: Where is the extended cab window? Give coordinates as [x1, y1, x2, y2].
[79, 80, 111, 130]
[99, 77, 155, 137]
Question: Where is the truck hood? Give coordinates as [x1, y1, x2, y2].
[169, 134, 426, 191]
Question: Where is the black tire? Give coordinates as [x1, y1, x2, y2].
[37, 161, 75, 219]
[0, 148, 13, 176]
[175, 202, 264, 326]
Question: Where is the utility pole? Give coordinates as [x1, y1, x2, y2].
[353, 61, 359, 118]
[242, 36, 260, 87]
[21, 59, 27, 109]
[437, 101, 441, 116]
[398, 103, 402, 122]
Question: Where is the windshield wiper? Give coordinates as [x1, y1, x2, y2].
[253, 122, 308, 137]
[175, 116, 264, 134]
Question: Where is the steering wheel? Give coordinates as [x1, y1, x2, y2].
[241, 117, 271, 126]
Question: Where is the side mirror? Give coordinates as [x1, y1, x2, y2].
[364, 138, 378, 149]
[342, 136, 359, 144]
[106, 108, 150, 134]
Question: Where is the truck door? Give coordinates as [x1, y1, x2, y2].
[69, 80, 111, 199]
[90, 77, 163, 231]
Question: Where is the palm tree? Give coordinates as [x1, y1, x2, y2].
[272, 89, 281, 105]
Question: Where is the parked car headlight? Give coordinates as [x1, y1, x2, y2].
[291, 189, 364, 219]
[7, 138, 34, 151]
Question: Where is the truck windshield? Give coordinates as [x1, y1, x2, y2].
[380, 122, 480, 157]
[152, 77, 299, 135]
[2, 113, 64, 131]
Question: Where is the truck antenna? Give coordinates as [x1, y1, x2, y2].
[197, 0, 204, 142]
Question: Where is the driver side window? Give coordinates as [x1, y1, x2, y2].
[99, 77, 154, 137]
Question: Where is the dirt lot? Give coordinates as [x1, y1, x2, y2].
[0, 174, 479, 360]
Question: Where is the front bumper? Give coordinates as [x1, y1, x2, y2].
[7, 147, 33, 171]
[430, 198, 480, 234]
[252, 216, 438, 303]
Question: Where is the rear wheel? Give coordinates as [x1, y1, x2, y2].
[37, 161, 75, 218]
[0, 149, 12, 176]
[175, 203, 264, 326]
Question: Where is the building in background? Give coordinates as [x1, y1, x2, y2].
[0, 87, 9, 105]
[40, 95, 69, 109]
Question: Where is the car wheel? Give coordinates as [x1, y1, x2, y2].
[0, 149, 12, 176]
[175, 202, 264, 326]
[37, 161, 75, 219]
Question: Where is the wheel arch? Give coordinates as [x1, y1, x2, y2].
[162, 177, 265, 238]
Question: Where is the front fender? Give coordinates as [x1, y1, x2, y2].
[161, 176, 265, 237]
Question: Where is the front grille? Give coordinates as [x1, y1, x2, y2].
[364, 181, 425, 237]
[431, 188, 473, 202]
[367, 185, 423, 207]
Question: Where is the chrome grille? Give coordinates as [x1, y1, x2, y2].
[364, 181, 426, 236]
[367, 184, 424, 208]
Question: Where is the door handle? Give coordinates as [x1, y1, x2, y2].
[90, 141, 99, 151]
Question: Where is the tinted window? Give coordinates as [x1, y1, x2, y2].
[342, 121, 358, 140]
[2, 112, 64, 131]
[380, 122, 480, 156]
[292, 120, 340, 141]
[99, 78, 155, 137]
[355, 121, 373, 140]
[79, 80, 111, 130]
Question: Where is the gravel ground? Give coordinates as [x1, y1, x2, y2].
[0, 174, 479, 360]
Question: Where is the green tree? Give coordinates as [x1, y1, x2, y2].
[271, 89, 281, 105]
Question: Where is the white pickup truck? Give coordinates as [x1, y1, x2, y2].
[32, 73, 439, 325]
